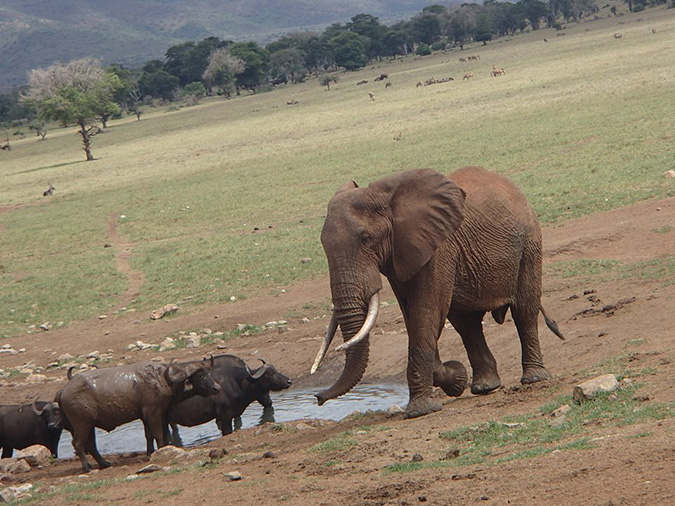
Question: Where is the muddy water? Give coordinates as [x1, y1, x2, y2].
[57, 383, 408, 458]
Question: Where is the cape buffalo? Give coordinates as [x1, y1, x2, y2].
[57, 357, 220, 472]
[168, 355, 292, 439]
[0, 400, 63, 458]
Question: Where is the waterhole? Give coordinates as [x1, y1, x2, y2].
[57, 383, 408, 458]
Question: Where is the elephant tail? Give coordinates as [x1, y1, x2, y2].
[541, 307, 565, 340]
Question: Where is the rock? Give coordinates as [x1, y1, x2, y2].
[664, 170, 675, 179]
[265, 321, 278, 328]
[262, 451, 277, 459]
[0, 459, 30, 475]
[58, 353, 75, 362]
[39, 323, 51, 331]
[550, 404, 571, 418]
[149, 446, 189, 464]
[136, 464, 163, 474]
[24, 374, 48, 384]
[386, 404, 405, 417]
[124, 474, 140, 481]
[411, 453, 424, 462]
[209, 448, 228, 460]
[151, 304, 179, 320]
[185, 336, 201, 348]
[301, 318, 311, 324]
[573, 374, 619, 402]
[224, 471, 242, 481]
[14, 445, 51, 467]
[300, 257, 312, 264]
[0, 484, 33, 503]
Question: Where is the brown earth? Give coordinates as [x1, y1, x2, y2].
[1, 196, 674, 505]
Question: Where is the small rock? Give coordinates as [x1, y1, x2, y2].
[663, 170, 675, 179]
[442, 449, 460, 460]
[573, 374, 619, 402]
[39, 323, 51, 331]
[149, 446, 189, 464]
[25, 374, 48, 384]
[185, 336, 201, 348]
[224, 471, 242, 482]
[124, 474, 140, 481]
[0, 483, 33, 503]
[151, 304, 179, 320]
[301, 318, 310, 324]
[411, 453, 424, 462]
[550, 404, 571, 418]
[386, 404, 405, 417]
[265, 321, 278, 328]
[14, 445, 51, 467]
[300, 257, 312, 264]
[6, 460, 30, 474]
[136, 464, 162, 474]
[262, 451, 276, 459]
[230, 296, 237, 302]
[208, 448, 228, 460]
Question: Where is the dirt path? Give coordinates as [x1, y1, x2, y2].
[106, 212, 145, 308]
[1, 197, 674, 505]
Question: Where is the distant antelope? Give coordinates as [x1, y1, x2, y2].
[614, 33, 623, 39]
[385, 81, 392, 88]
[459, 57, 467, 63]
[368, 92, 375, 101]
[491, 67, 506, 77]
[43, 184, 55, 197]
[463, 72, 474, 80]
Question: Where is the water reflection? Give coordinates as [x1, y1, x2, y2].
[58, 383, 408, 458]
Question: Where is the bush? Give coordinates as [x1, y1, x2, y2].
[430, 41, 446, 51]
[415, 43, 432, 56]
[182, 82, 206, 98]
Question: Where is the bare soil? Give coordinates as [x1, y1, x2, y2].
[1, 196, 674, 505]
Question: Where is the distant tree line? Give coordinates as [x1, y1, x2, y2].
[0, 0, 668, 127]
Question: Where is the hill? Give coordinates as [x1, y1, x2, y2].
[0, 0, 432, 92]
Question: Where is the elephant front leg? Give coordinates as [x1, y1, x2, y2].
[433, 355, 468, 397]
[405, 345, 442, 419]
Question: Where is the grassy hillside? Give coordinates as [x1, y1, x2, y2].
[1, 7, 673, 340]
[0, 0, 430, 91]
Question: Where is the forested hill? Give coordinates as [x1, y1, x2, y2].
[0, 0, 432, 91]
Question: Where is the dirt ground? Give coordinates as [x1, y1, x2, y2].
[1, 196, 674, 505]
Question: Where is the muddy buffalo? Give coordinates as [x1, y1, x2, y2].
[168, 355, 292, 438]
[0, 400, 63, 458]
[57, 357, 220, 472]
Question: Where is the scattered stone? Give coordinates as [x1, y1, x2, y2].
[39, 323, 51, 331]
[411, 453, 424, 462]
[0, 483, 33, 503]
[262, 451, 277, 459]
[149, 445, 189, 464]
[300, 257, 312, 264]
[185, 335, 201, 348]
[664, 170, 675, 179]
[15, 445, 51, 468]
[386, 404, 404, 417]
[151, 303, 179, 320]
[573, 374, 619, 402]
[265, 321, 278, 328]
[124, 474, 140, 481]
[442, 449, 460, 460]
[549, 404, 571, 418]
[230, 296, 237, 302]
[5, 460, 30, 474]
[58, 353, 75, 362]
[301, 318, 311, 324]
[136, 464, 163, 474]
[223, 471, 242, 482]
[98, 315, 107, 320]
[208, 448, 228, 460]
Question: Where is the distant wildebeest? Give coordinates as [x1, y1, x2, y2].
[614, 33, 623, 39]
[356, 79, 368, 85]
[468, 55, 480, 60]
[43, 184, 55, 197]
[57, 357, 220, 472]
[385, 81, 392, 88]
[168, 355, 292, 438]
[416, 81, 423, 88]
[463, 72, 474, 80]
[424, 77, 437, 86]
[491, 67, 506, 77]
[459, 57, 467, 63]
[0, 400, 63, 458]
[374, 73, 388, 81]
[368, 92, 375, 101]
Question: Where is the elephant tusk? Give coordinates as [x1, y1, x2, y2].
[310, 313, 338, 374]
[336, 292, 380, 352]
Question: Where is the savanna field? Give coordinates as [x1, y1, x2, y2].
[1, 6, 675, 505]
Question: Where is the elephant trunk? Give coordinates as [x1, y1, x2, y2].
[315, 296, 379, 405]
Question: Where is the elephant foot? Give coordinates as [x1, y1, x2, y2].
[404, 396, 442, 419]
[435, 360, 468, 397]
[470, 370, 502, 395]
[521, 365, 552, 385]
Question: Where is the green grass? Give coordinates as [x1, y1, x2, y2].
[308, 431, 359, 454]
[1, 8, 674, 340]
[385, 384, 675, 473]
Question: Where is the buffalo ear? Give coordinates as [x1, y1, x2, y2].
[390, 169, 466, 281]
[167, 362, 199, 384]
[182, 379, 193, 393]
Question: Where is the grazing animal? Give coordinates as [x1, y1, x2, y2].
[459, 57, 467, 63]
[463, 72, 474, 80]
[614, 33, 623, 39]
[416, 81, 423, 88]
[393, 132, 402, 141]
[491, 67, 506, 77]
[168, 355, 292, 437]
[357, 80, 368, 85]
[468, 55, 480, 60]
[0, 400, 63, 458]
[43, 184, 55, 197]
[385, 81, 392, 88]
[57, 357, 220, 472]
[374, 73, 388, 81]
[424, 77, 437, 86]
[368, 92, 375, 101]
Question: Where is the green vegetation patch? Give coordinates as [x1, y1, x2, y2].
[385, 384, 674, 473]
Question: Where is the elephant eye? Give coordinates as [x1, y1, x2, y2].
[359, 230, 372, 244]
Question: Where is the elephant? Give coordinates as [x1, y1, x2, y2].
[311, 166, 564, 419]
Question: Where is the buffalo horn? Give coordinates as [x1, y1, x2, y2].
[31, 398, 45, 416]
[335, 292, 380, 352]
[247, 363, 269, 380]
[310, 313, 338, 374]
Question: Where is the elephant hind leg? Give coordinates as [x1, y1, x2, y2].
[511, 304, 551, 385]
[449, 311, 501, 394]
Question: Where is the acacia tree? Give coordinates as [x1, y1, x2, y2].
[23, 58, 121, 161]
[202, 48, 246, 96]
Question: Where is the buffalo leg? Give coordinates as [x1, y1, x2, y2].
[72, 427, 93, 472]
[1, 446, 12, 459]
[86, 428, 110, 469]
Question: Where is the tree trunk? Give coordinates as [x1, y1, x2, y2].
[78, 120, 94, 161]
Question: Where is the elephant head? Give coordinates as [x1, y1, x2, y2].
[314, 169, 466, 405]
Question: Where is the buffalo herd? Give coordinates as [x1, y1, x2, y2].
[1, 353, 292, 472]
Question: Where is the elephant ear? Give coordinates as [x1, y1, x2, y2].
[390, 169, 466, 282]
[336, 180, 359, 193]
